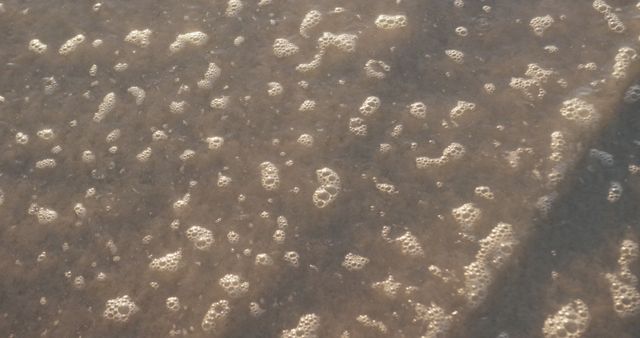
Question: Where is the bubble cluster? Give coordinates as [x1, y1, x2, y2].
[364, 59, 391, 79]
[445, 49, 464, 64]
[359, 96, 381, 116]
[169, 31, 208, 53]
[342, 252, 370, 271]
[59, 34, 85, 55]
[218, 274, 249, 298]
[412, 302, 453, 338]
[224, 0, 243, 17]
[127, 86, 146, 105]
[28, 39, 47, 54]
[149, 250, 182, 272]
[449, 100, 475, 121]
[94, 92, 116, 122]
[103, 295, 139, 323]
[408, 101, 427, 119]
[375, 14, 408, 30]
[416, 142, 466, 169]
[529, 15, 554, 37]
[592, 0, 625, 33]
[260, 161, 280, 191]
[542, 299, 591, 338]
[559, 97, 599, 125]
[612, 47, 637, 79]
[124, 29, 152, 48]
[186, 225, 214, 250]
[197, 62, 221, 89]
[273, 38, 300, 58]
[201, 300, 230, 332]
[281, 313, 320, 338]
[300, 10, 322, 38]
[312, 167, 341, 208]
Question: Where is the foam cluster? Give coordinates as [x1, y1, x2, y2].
[452, 203, 481, 233]
[393, 231, 425, 257]
[28, 39, 47, 54]
[359, 96, 381, 116]
[283, 251, 300, 267]
[224, 0, 243, 17]
[267, 82, 283, 96]
[592, 0, 625, 33]
[93, 92, 116, 123]
[449, 100, 475, 121]
[35, 206, 58, 224]
[273, 38, 300, 58]
[550, 131, 566, 162]
[260, 161, 280, 191]
[210, 96, 229, 110]
[281, 314, 320, 338]
[612, 47, 637, 79]
[372, 275, 401, 298]
[342, 252, 370, 271]
[300, 10, 322, 38]
[375, 14, 408, 30]
[605, 239, 640, 318]
[364, 59, 391, 79]
[201, 300, 230, 332]
[127, 86, 146, 105]
[197, 62, 221, 89]
[59, 34, 85, 55]
[297, 134, 314, 147]
[408, 101, 427, 119]
[559, 97, 599, 125]
[312, 167, 341, 208]
[219, 274, 249, 298]
[529, 15, 554, 37]
[412, 302, 453, 338]
[445, 49, 464, 64]
[474, 186, 495, 200]
[356, 314, 388, 333]
[149, 250, 182, 272]
[169, 31, 208, 53]
[186, 225, 214, 250]
[296, 32, 357, 72]
[416, 142, 466, 169]
[103, 295, 139, 323]
[476, 222, 517, 269]
[461, 223, 517, 308]
[348, 117, 367, 136]
[510, 63, 554, 100]
[542, 299, 590, 338]
[124, 29, 151, 48]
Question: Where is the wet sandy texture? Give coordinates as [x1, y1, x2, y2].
[1, 0, 640, 337]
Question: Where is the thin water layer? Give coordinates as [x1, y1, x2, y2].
[0, 0, 639, 337]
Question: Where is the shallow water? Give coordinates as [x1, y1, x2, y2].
[1, 0, 640, 337]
